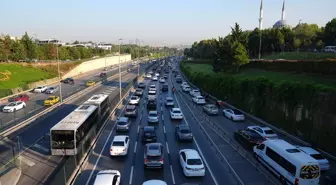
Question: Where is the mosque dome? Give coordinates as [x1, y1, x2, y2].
[273, 20, 290, 29]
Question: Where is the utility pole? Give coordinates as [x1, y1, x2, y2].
[56, 43, 62, 102]
[258, 0, 263, 60]
[118, 38, 123, 100]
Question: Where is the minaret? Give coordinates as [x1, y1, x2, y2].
[281, 0, 285, 21]
[259, 0, 263, 30]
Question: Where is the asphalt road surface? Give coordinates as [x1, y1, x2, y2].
[0, 62, 133, 131]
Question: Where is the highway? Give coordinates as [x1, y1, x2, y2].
[0, 61, 132, 131]
[172, 61, 335, 185]
[0, 62, 150, 185]
[73, 60, 275, 185]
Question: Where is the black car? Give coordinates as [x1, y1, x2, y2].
[147, 99, 156, 110]
[99, 72, 107, 78]
[61, 77, 74, 84]
[163, 74, 168, 79]
[162, 83, 168, 91]
[176, 77, 182, 83]
[234, 129, 264, 149]
[142, 126, 157, 143]
[138, 82, 146, 88]
[134, 88, 143, 96]
[124, 105, 138, 117]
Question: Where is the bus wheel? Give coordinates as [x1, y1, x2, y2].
[280, 176, 287, 185]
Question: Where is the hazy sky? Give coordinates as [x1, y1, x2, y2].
[1, 0, 335, 46]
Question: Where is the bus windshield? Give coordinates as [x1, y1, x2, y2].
[51, 130, 75, 149]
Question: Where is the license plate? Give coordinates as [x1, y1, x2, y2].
[146, 139, 152, 141]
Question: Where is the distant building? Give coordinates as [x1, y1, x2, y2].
[96, 43, 112, 50]
[273, 0, 291, 29]
[36, 39, 65, 46]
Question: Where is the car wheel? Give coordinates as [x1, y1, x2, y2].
[13, 108, 16, 112]
[23, 105, 26, 108]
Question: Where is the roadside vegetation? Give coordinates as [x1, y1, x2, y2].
[182, 18, 336, 155]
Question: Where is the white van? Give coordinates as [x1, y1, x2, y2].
[142, 180, 167, 185]
[253, 140, 320, 185]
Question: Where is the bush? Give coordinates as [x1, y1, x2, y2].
[243, 60, 336, 75]
[180, 61, 336, 155]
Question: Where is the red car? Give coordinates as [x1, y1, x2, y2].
[13, 94, 29, 102]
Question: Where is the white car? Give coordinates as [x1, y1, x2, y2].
[146, 74, 152, 78]
[2, 101, 26, 112]
[93, 170, 121, 185]
[155, 73, 160, 77]
[129, 96, 140, 105]
[148, 90, 156, 99]
[149, 84, 156, 89]
[152, 76, 158, 81]
[159, 78, 165, 83]
[142, 180, 167, 185]
[179, 149, 205, 177]
[34, 86, 48, 93]
[182, 85, 191, 92]
[110, 135, 130, 156]
[45, 86, 59, 94]
[148, 111, 159, 123]
[148, 71, 153, 75]
[170, 108, 183, 119]
[192, 96, 206, 105]
[295, 146, 330, 171]
[181, 82, 188, 87]
[189, 89, 201, 97]
[165, 97, 174, 106]
[223, 109, 245, 121]
[247, 126, 278, 139]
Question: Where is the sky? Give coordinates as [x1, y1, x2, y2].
[0, 0, 335, 46]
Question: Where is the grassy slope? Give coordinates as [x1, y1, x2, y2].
[184, 63, 336, 88]
[262, 52, 336, 60]
[0, 64, 56, 89]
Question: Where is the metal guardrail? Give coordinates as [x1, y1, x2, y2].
[177, 62, 336, 162]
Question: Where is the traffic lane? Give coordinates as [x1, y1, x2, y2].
[160, 92, 217, 185]
[0, 64, 133, 129]
[130, 83, 173, 185]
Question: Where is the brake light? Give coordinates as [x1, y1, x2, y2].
[123, 148, 126, 152]
[160, 158, 164, 162]
[110, 148, 113, 152]
[295, 178, 299, 185]
[144, 158, 148, 163]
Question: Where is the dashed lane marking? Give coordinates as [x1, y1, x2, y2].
[129, 166, 134, 185]
[163, 126, 166, 134]
[17, 156, 35, 167]
[170, 165, 176, 185]
[133, 141, 137, 153]
[165, 142, 169, 154]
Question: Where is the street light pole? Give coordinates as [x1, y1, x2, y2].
[56, 43, 62, 102]
[137, 39, 140, 77]
[118, 39, 122, 100]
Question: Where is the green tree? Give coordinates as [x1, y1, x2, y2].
[11, 41, 26, 61]
[315, 40, 325, 51]
[324, 18, 336, 46]
[293, 38, 301, 51]
[68, 47, 80, 59]
[21, 32, 37, 59]
[230, 41, 249, 72]
[0, 40, 7, 61]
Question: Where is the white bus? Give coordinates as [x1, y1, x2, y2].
[50, 94, 110, 156]
[253, 139, 320, 185]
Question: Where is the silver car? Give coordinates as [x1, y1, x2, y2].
[116, 117, 131, 131]
[144, 143, 164, 168]
[175, 124, 193, 142]
[203, 104, 219, 115]
[148, 111, 159, 123]
[46, 86, 59, 94]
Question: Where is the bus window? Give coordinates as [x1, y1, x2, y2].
[51, 130, 75, 149]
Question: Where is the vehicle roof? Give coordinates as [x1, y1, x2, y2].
[296, 146, 320, 155]
[94, 170, 120, 185]
[84, 94, 109, 105]
[146, 143, 162, 156]
[118, 117, 129, 122]
[51, 105, 98, 131]
[263, 140, 318, 164]
[149, 111, 158, 114]
[166, 97, 173, 100]
[126, 105, 136, 109]
[172, 108, 181, 111]
[144, 126, 155, 131]
[240, 129, 262, 138]
[113, 135, 128, 142]
[182, 149, 200, 159]
[142, 180, 167, 185]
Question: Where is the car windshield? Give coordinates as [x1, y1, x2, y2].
[131, 97, 137, 100]
[112, 141, 125, 146]
[209, 106, 216, 109]
[148, 145, 159, 150]
[149, 113, 157, 117]
[149, 92, 156, 95]
[264, 130, 275, 135]
[7, 103, 16, 106]
[36, 87, 43, 89]
[180, 129, 191, 133]
[126, 107, 135, 111]
[233, 109, 243, 115]
[187, 159, 202, 165]
[173, 110, 181, 113]
[136, 89, 141, 92]
[167, 99, 173, 102]
[311, 154, 326, 160]
[47, 97, 54, 100]
[117, 121, 128, 125]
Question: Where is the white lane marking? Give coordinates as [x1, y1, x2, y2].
[134, 141, 137, 153]
[85, 99, 129, 185]
[163, 126, 166, 134]
[174, 92, 219, 185]
[129, 166, 134, 185]
[170, 165, 176, 185]
[137, 125, 140, 134]
[162, 114, 164, 121]
[161, 106, 163, 112]
[165, 142, 169, 154]
[140, 114, 142, 121]
[178, 92, 245, 185]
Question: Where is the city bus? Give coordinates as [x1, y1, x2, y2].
[253, 139, 320, 185]
[50, 94, 110, 156]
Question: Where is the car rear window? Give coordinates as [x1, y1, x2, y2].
[311, 154, 326, 160]
[126, 107, 135, 111]
[131, 97, 137, 100]
[180, 129, 191, 134]
[187, 159, 202, 165]
[264, 130, 275, 135]
[173, 110, 181, 113]
[117, 121, 128, 125]
[233, 109, 243, 115]
[148, 145, 159, 150]
[147, 155, 161, 160]
[149, 113, 157, 117]
[112, 141, 124, 146]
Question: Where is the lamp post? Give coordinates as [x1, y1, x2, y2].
[56, 41, 63, 103]
[137, 38, 140, 77]
[118, 38, 123, 100]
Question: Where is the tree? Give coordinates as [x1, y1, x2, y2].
[293, 38, 301, 51]
[21, 32, 37, 59]
[230, 41, 249, 72]
[324, 18, 336, 46]
[315, 40, 325, 51]
[0, 40, 7, 61]
[11, 41, 25, 61]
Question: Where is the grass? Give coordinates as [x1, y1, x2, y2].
[184, 63, 336, 88]
[262, 52, 336, 60]
[0, 64, 56, 89]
